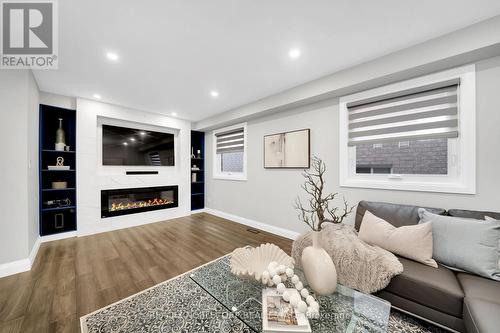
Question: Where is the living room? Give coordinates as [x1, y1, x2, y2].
[1, 1, 500, 333]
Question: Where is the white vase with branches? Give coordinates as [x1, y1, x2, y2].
[294, 156, 354, 296]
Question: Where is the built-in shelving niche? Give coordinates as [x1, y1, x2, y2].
[39, 104, 77, 236]
[191, 131, 205, 210]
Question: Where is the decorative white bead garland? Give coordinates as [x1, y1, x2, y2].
[259, 261, 320, 318]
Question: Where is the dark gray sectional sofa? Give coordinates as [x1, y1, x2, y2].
[355, 201, 500, 333]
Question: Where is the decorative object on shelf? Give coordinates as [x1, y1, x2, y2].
[294, 156, 355, 296]
[64, 145, 71, 151]
[264, 129, 310, 168]
[191, 147, 196, 159]
[44, 198, 71, 208]
[54, 213, 64, 229]
[51, 181, 68, 189]
[196, 149, 201, 158]
[191, 165, 200, 171]
[230, 244, 320, 318]
[191, 173, 197, 183]
[55, 118, 66, 151]
[48, 156, 71, 170]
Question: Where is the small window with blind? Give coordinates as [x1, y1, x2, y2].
[339, 65, 476, 194]
[213, 123, 247, 180]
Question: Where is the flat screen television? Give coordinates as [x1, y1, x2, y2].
[102, 124, 175, 166]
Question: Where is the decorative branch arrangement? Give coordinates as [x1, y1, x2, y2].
[294, 156, 354, 231]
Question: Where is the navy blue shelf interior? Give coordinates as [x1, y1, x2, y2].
[191, 131, 205, 210]
[39, 104, 77, 236]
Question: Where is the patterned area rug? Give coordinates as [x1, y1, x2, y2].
[81, 255, 447, 333]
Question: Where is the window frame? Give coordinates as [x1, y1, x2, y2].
[212, 122, 247, 181]
[339, 65, 476, 194]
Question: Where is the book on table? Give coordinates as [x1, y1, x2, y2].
[262, 288, 311, 333]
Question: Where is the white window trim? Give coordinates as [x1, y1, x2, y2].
[212, 122, 247, 181]
[339, 64, 476, 194]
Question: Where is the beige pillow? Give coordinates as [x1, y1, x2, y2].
[359, 211, 438, 268]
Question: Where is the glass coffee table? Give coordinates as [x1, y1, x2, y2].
[190, 255, 391, 333]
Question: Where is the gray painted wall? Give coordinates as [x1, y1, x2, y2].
[205, 56, 500, 235]
[0, 70, 40, 264]
[27, 72, 40, 255]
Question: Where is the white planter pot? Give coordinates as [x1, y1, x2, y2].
[301, 231, 337, 296]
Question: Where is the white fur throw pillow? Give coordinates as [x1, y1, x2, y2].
[359, 211, 438, 268]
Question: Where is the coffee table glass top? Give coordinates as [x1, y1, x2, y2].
[190, 255, 391, 333]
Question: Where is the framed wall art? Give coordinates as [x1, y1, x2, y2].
[264, 129, 310, 168]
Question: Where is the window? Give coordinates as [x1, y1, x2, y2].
[356, 165, 392, 174]
[221, 151, 244, 173]
[398, 141, 410, 148]
[213, 123, 247, 180]
[357, 139, 447, 175]
[339, 65, 476, 194]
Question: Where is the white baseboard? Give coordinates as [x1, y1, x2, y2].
[0, 230, 78, 279]
[0, 258, 31, 278]
[0, 236, 42, 279]
[205, 208, 300, 240]
[29, 236, 41, 265]
[41, 231, 77, 243]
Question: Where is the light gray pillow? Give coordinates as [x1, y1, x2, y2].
[418, 209, 500, 281]
[485, 216, 500, 269]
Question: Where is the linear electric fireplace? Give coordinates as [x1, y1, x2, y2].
[101, 185, 178, 218]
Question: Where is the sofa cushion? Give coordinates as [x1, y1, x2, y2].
[359, 211, 437, 267]
[463, 298, 500, 333]
[448, 209, 500, 220]
[456, 272, 500, 303]
[419, 209, 500, 281]
[355, 201, 446, 231]
[384, 256, 464, 317]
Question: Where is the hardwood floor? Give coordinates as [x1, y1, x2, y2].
[0, 213, 292, 333]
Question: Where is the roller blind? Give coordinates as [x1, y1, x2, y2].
[347, 79, 459, 146]
[215, 127, 244, 154]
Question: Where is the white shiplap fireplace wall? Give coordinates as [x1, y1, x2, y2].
[76, 98, 191, 236]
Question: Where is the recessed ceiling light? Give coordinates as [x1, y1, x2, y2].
[129, 138, 136, 142]
[210, 91, 219, 98]
[123, 142, 128, 146]
[106, 52, 119, 61]
[171, 112, 178, 117]
[289, 48, 301, 59]
[139, 131, 146, 136]
[93, 94, 101, 99]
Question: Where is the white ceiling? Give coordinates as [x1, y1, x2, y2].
[33, 0, 500, 121]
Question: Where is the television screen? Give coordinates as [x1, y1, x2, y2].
[102, 125, 175, 166]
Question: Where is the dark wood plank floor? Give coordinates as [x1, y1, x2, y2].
[0, 213, 292, 333]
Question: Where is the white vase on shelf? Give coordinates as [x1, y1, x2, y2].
[55, 118, 66, 151]
[301, 230, 337, 296]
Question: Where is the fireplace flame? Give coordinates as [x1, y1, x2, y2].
[110, 197, 173, 211]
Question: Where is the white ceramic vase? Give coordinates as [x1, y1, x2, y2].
[301, 231, 337, 296]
